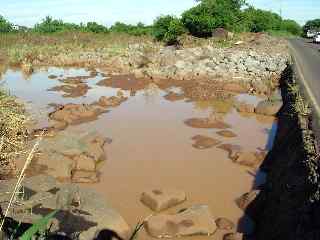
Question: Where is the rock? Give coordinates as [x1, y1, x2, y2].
[255, 100, 282, 116]
[235, 102, 255, 113]
[48, 83, 90, 98]
[217, 144, 242, 160]
[233, 151, 264, 168]
[73, 154, 96, 171]
[145, 205, 217, 238]
[215, 218, 235, 230]
[71, 170, 99, 183]
[49, 103, 106, 126]
[185, 118, 231, 129]
[164, 92, 185, 102]
[224, 232, 244, 240]
[97, 95, 128, 107]
[97, 74, 147, 91]
[36, 184, 131, 240]
[48, 74, 58, 79]
[23, 174, 58, 192]
[192, 135, 221, 149]
[34, 152, 75, 179]
[236, 190, 260, 211]
[216, 130, 237, 138]
[140, 189, 186, 212]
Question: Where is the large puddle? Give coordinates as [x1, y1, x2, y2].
[1, 67, 277, 239]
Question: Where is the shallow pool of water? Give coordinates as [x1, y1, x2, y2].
[1, 67, 277, 239]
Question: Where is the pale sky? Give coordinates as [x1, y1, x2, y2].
[1, 0, 319, 27]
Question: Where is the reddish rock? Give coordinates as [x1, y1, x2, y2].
[192, 135, 221, 149]
[164, 92, 185, 102]
[216, 130, 237, 138]
[141, 189, 186, 211]
[185, 118, 231, 129]
[215, 218, 235, 230]
[145, 205, 217, 238]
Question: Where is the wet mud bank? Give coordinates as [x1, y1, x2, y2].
[243, 64, 320, 240]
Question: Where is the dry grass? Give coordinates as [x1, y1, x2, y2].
[0, 89, 28, 178]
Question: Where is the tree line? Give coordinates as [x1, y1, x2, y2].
[1, 0, 317, 45]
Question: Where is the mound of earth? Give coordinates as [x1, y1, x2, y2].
[49, 103, 107, 126]
[184, 118, 231, 129]
[48, 83, 90, 98]
[97, 74, 148, 91]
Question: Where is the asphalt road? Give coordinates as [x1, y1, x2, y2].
[288, 38, 320, 114]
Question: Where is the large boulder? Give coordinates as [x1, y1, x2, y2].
[145, 205, 217, 238]
[255, 100, 282, 116]
[141, 189, 186, 212]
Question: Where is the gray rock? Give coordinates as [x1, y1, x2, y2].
[141, 189, 186, 211]
[145, 205, 217, 238]
[23, 174, 58, 192]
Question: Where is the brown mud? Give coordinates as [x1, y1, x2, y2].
[0, 67, 278, 240]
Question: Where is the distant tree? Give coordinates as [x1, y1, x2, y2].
[303, 19, 320, 33]
[181, 0, 246, 37]
[110, 21, 152, 36]
[0, 15, 13, 33]
[242, 7, 282, 33]
[153, 15, 185, 45]
[86, 22, 108, 33]
[281, 19, 302, 35]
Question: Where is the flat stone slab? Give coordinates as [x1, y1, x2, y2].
[141, 189, 186, 211]
[145, 205, 217, 238]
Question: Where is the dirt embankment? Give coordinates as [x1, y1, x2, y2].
[240, 64, 320, 240]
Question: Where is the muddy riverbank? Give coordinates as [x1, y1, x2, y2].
[0, 65, 280, 239]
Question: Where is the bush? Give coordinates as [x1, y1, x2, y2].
[281, 19, 302, 35]
[85, 22, 108, 33]
[0, 15, 13, 33]
[181, 0, 245, 37]
[34, 16, 74, 33]
[110, 22, 152, 36]
[242, 7, 282, 33]
[153, 15, 185, 45]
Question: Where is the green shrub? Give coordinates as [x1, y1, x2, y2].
[110, 22, 152, 36]
[181, 0, 245, 37]
[0, 15, 13, 33]
[85, 22, 108, 33]
[153, 15, 185, 45]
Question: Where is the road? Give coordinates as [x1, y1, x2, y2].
[288, 38, 320, 115]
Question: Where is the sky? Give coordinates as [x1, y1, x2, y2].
[1, 0, 319, 27]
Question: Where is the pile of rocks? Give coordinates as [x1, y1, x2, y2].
[122, 44, 288, 85]
[140, 188, 236, 239]
[0, 175, 131, 240]
[31, 131, 110, 183]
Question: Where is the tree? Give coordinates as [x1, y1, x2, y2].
[242, 7, 282, 33]
[181, 0, 246, 37]
[281, 19, 302, 35]
[86, 22, 108, 33]
[0, 15, 13, 33]
[153, 15, 185, 45]
[303, 19, 320, 34]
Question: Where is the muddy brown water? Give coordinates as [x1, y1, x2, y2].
[1, 67, 277, 239]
